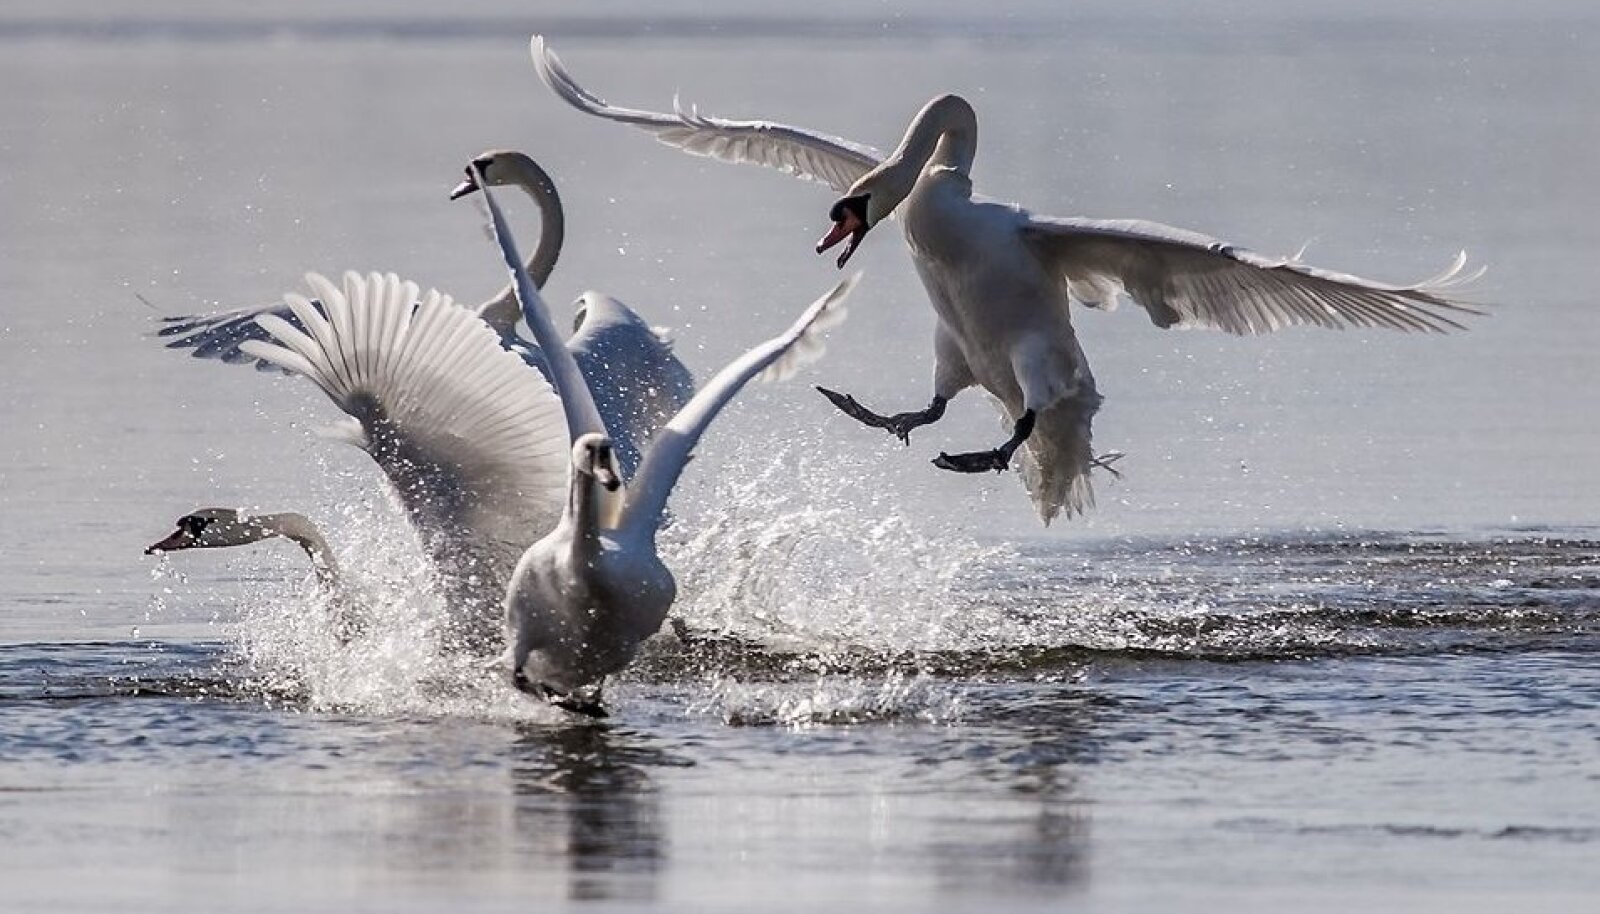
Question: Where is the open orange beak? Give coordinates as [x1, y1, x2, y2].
[816, 209, 867, 269]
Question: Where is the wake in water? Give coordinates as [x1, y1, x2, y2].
[153, 436, 1600, 723]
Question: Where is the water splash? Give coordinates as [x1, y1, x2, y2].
[663, 446, 1015, 656]
[225, 486, 560, 721]
[687, 670, 966, 727]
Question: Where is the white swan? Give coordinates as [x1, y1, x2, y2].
[236, 270, 572, 653]
[475, 165, 857, 715]
[532, 37, 1483, 523]
[146, 507, 360, 638]
[156, 149, 694, 480]
[147, 508, 339, 585]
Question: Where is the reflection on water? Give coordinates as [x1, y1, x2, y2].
[3, 1, 1599, 909]
[508, 723, 681, 903]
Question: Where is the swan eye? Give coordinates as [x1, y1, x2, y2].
[471, 157, 493, 175]
[829, 194, 868, 223]
[180, 515, 210, 536]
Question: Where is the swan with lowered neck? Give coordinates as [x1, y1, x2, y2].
[532, 38, 1483, 524]
[156, 149, 693, 481]
[474, 165, 857, 715]
[146, 508, 360, 637]
[147, 508, 340, 587]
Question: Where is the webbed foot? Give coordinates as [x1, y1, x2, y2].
[817, 387, 946, 445]
[932, 448, 1014, 473]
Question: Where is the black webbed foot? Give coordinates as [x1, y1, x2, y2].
[816, 387, 945, 445]
[932, 448, 1014, 473]
[931, 409, 1034, 474]
[513, 672, 609, 719]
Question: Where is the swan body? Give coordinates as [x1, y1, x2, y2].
[533, 38, 1482, 523]
[156, 150, 694, 481]
[475, 167, 856, 709]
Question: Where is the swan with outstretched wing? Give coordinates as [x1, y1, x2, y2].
[532, 37, 1483, 524]
[474, 164, 856, 715]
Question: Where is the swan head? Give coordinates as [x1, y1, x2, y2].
[816, 193, 873, 268]
[449, 149, 535, 200]
[145, 508, 270, 554]
[572, 432, 622, 493]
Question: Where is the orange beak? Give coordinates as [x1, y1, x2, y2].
[816, 209, 867, 268]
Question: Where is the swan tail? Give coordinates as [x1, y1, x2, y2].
[1010, 392, 1103, 526]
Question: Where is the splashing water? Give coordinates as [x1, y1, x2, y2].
[224, 482, 554, 721]
[663, 444, 1016, 655]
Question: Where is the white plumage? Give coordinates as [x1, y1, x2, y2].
[476, 164, 856, 712]
[531, 37, 1483, 524]
[241, 271, 571, 651]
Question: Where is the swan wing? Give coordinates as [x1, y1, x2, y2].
[567, 292, 697, 480]
[155, 302, 315, 373]
[238, 271, 569, 554]
[1022, 215, 1484, 335]
[532, 35, 882, 195]
[476, 166, 608, 443]
[620, 274, 858, 535]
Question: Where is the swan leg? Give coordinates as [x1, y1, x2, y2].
[816, 387, 948, 445]
[932, 409, 1037, 473]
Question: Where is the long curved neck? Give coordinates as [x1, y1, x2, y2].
[256, 512, 340, 590]
[477, 156, 566, 337]
[564, 473, 605, 565]
[852, 94, 977, 212]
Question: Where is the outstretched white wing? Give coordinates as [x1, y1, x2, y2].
[620, 274, 858, 537]
[533, 35, 882, 195]
[238, 271, 570, 558]
[1022, 215, 1484, 334]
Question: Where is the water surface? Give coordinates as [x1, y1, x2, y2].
[1, 3, 1597, 911]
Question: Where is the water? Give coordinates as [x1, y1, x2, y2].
[3, 2, 1598, 911]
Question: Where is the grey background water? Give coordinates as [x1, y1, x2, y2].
[2, 2, 1597, 911]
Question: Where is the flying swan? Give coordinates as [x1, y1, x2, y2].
[474, 163, 857, 716]
[531, 36, 1483, 524]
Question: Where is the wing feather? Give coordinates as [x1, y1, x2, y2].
[621, 274, 858, 536]
[532, 35, 882, 195]
[1023, 216, 1483, 335]
[238, 271, 569, 559]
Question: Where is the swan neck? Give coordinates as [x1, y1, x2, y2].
[478, 156, 566, 336]
[258, 512, 340, 589]
[565, 472, 605, 563]
[860, 94, 977, 211]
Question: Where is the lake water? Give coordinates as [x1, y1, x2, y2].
[2, 2, 1597, 911]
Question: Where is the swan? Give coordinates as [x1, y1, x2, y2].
[531, 37, 1483, 523]
[155, 149, 694, 479]
[235, 269, 572, 653]
[145, 507, 359, 639]
[474, 164, 857, 715]
[147, 508, 338, 586]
